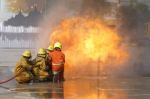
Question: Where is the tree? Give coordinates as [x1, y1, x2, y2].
[6, 0, 46, 13]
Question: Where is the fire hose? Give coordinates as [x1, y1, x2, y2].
[0, 66, 50, 84]
[0, 68, 24, 84]
[0, 67, 46, 84]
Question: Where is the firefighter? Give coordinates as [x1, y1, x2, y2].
[32, 48, 49, 82]
[46, 44, 54, 81]
[15, 50, 33, 83]
[49, 42, 65, 82]
[46, 44, 54, 67]
[47, 44, 54, 53]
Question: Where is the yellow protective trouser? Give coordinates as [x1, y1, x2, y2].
[33, 68, 49, 80]
[16, 72, 32, 83]
[39, 70, 49, 80]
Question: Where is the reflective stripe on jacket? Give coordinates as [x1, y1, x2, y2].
[49, 50, 65, 72]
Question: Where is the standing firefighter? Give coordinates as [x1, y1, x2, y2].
[32, 48, 49, 82]
[15, 50, 33, 83]
[49, 42, 65, 82]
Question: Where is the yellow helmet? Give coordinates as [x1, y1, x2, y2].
[47, 45, 54, 51]
[38, 48, 46, 55]
[22, 50, 31, 58]
[54, 42, 62, 49]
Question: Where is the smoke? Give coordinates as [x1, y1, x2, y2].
[37, 0, 127, 78]
[37, 0, 83, 48]
[117, 2, 150, 77]
[80, 0, 112, 18]
[37, 0, 112, 48]
[36, 0, 150, 78]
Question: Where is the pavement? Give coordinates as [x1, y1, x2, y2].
[1, 49, 150, 99]
[0, 66, 150, 99]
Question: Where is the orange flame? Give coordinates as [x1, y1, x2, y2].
[50, 16, 128, 76]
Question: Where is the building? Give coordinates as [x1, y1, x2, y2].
[0, 23, 39, 48]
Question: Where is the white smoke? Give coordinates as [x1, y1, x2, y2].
[36, 0, 150, 78]
[37, 0, 83, 49]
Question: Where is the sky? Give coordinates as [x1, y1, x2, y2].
[0, 0, 12, 22]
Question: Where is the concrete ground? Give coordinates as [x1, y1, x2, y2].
[1, 49, 150, 99]
[1, 66, 150, 99]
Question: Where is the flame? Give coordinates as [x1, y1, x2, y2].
[50, 16, 128, 76]
[98, 89, 128, 99]
[64, 79, 128, 99]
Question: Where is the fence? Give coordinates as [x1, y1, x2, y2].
[0, 22, 39, 48]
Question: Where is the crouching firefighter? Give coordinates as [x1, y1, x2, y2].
[15, 50, 33, 84]
[49, 42, 65, 83]
[32, 48, 49, 82]
[46, 44, 54, 81]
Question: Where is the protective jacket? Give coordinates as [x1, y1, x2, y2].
[49, 49, 65, 72]
[32, 55, 49, 80]
[15, 56, 33, 83]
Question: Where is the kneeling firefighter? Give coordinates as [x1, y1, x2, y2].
[32, 48, 49, 82]
[47, 44, 54, 53]
[15, 50, 33, 83]
[46, 44, 54, 81]
[49, 42, 65, 82]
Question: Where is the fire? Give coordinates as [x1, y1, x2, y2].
[50, 16, 128, 76]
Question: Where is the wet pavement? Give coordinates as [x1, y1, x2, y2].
[1, 66, 150, 99]
[1, 49, 150, 99]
